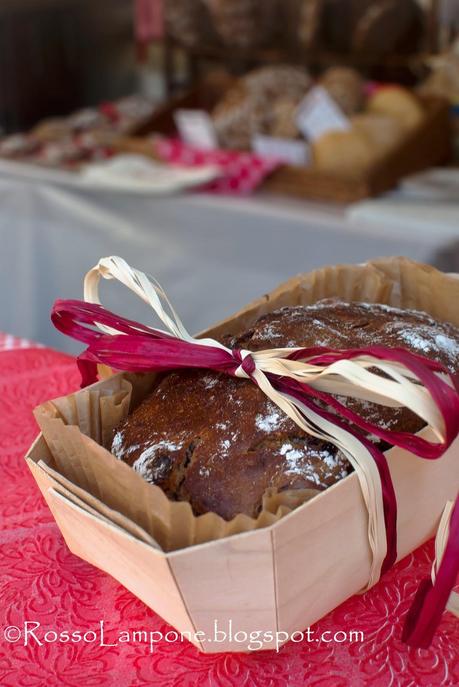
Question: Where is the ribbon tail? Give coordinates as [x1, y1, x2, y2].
[402, 579, 435, 648]
[77, 351, 101, 388]
[270, 374, 398, 578]
[402, 494, 459, 648]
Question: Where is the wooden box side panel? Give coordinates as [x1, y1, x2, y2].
[168, 527, 277, 653]
[25, 435, 200, 647]
[44, 488, 202, 648]
[272, 471, 371, 635]
[273, 429, 459, 635]
[387, 428, 459, 560]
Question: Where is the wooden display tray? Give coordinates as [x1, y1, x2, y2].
[114, 77, 451, 204]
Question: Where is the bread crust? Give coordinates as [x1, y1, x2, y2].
[112, 300, 459, 520]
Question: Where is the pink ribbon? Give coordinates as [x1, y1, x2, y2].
[51, 298, 459, 647]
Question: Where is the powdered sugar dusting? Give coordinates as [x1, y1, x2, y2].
[217, 432, 242, 456]
[255, 402, 285, 432]
[435, 333, 459, 358]
[398, 329, 433, 354]
[257, 323, 283, 339]
[112, 430, 124, 456]
[256, 412, 280, 432]
[320, 450, 339, 470]
[388, 321, 459, 369]
[357, 302, 417, 315]
[132, 439, 183, 480]
[279, 442, 321, 485]
[202, 375, 218, 390]
[112, 431, 141, 460]
[280, 443, 304, 462]
[279, 442, 347, 487]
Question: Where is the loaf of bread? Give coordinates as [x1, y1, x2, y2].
[320, 0, 423, 56]
[351, 112, 405, 156]
[205, 0, 278, 48]
[320, 66, 365, 116]
[212, 66, 312, 149]
[312, 127, 377, 175]
[351, 0, 423, 56]
[311, 82, 423, 175]
[111, 301, 459, 521]
[367, 87, 425, 131]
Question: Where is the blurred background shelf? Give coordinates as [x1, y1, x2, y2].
[0, 0, 458, 350]
[0, 0, 135, 133]
[161, 0, 443, 95]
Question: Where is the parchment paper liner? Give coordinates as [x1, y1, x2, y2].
[34, 374, 318, 552]
[34, 257, 459, 553]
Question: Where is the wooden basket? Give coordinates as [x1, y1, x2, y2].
[116, 77, 451, 204]
[25, 258, 459, 653]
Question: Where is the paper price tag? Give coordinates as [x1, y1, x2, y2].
[252, 135, 310, 167]
[174, 110, 218, 150]
[296, 86, 351, 141]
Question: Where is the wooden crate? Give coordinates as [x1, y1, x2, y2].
[120, 77, 452, 204]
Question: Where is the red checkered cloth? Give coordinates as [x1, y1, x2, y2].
[155, 137, 281, 195]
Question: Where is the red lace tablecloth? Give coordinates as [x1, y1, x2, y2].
[0, 345, 458, 687]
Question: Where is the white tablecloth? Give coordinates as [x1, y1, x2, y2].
[0, 160, 453, 353]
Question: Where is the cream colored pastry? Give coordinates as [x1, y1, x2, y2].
[418, 45, 459, 106]
[367, 87, 424, 131]
[30, 118, 70, 142]
[351, 113, 404, 156]
[312, 127, 376, 175]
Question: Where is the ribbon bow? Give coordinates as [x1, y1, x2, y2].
[51, 256, 459, 648]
